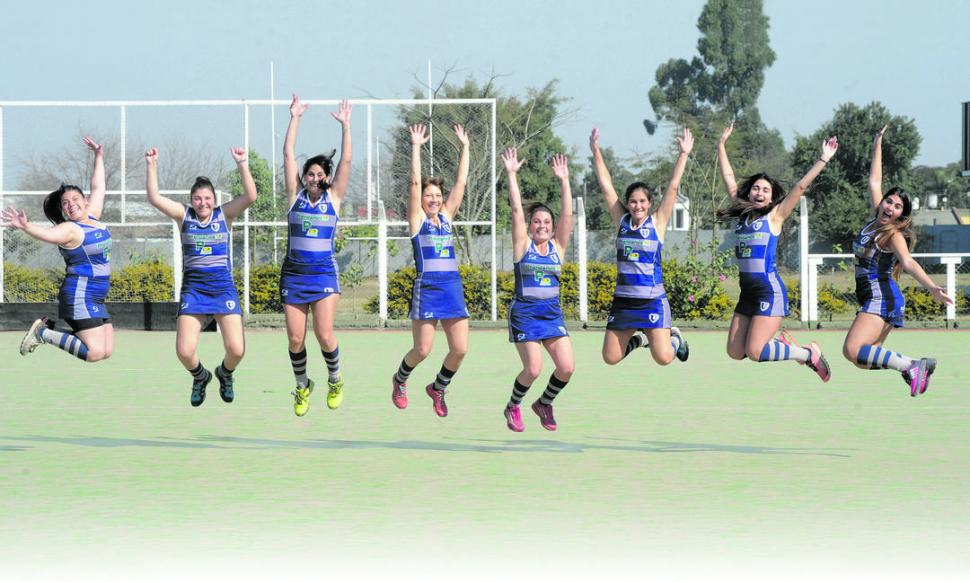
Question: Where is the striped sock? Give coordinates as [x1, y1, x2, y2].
[189, 362, 209, 381]
[670, 334, 682, 353]
[395, 359, 414, 385]
[433, 365, 456, 392]
[510, 379, 531, 406]
[322, 346, 340, 383]
[623, 333, 647, 359]
[539, 374, 569, 405]
[38, 327, 89, 361]
[758, 340, 810, 363]
[289, 348, 309, 387]
[216, 361, 234, 379]
[857, 345, 914, 372]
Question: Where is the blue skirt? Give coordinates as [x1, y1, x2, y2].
[178, 282, 242, 316]
[607, 295, 671, 330]
[735, 272, 790, 317]
[58, 275, 110, 321]
[508, 298, 568, 342]
[856, 276, 905, 328]
[279, 263, 341, 305]
[409, 272, 468, 320]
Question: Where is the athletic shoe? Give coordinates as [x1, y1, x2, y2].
[292, 379, 314, 417]
[326, 375, 344, 410]
[670, 326, 689, 362]
[531, 400, 557, 431]
[392, 375, 408, 409]
[906, 359, 930, 397]
[426, 384, 448, 417]
[902, 358, 936, 388]
[215, 365, 234, 403]
[804, 341, 831, 383]
[19, 317, 47, 356]
[504, 404, 524, 432]
[191, 368, 212, 407]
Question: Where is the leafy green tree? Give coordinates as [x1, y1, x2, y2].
[790, 102, 921, 247]
[225, 149, 287, 265]
[581, 145, 640, 231]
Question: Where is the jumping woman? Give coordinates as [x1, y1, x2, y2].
[282, 95, 352, 416]
[841, 126, 951, 396]
[390, 122, 470, 417]
[7, 137, 114, 364]
[716, 124, 837, 380]
[145, 146, 258, 406]
[501, 147, 574, 432]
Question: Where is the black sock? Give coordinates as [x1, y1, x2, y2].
[189, 362, 209, 381]
[395, 358, 414, 385]
[289, 348, 308, 387]
[510, 379, 531, 406]
[539, 374, 569, 405]
[623, 333, 646, 359]
[322, 346, 340, 383]
[433, 365, 456, 392]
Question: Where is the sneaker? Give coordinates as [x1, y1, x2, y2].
[902, 358, 936, 388]
[906, 359, 930, 397]
[326, 375, 344, 410]
[804, 341, 831, 383]
[292, 379, 314, 417]
[191, 368, 212, 407]
[670, 326, 689, 362]
[19, 317, 47, 356]
[392, 375, 408, 409]
[425, 383, 448, 417]
[504, 403, 524, 432]
[215, 365, 234, 403]
[531, 400, 557, 431]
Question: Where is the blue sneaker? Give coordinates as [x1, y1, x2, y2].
[671, 326, 689, 362]
[191, 369, 212, 407]
[215, 365, 234, 403]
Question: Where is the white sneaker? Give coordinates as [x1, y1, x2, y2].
[19, 318, 46, 356]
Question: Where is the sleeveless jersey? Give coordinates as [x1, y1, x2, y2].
[284, 189, 338, 270]
[735, 212, 779, 288]
[181, 206, 232, 285]
[853, 220, 897, 280]
[614, 214, 664, 299]
[412, 213, 458, 275]
[60, 218, 111, 279]
[514, 240, 562, 301]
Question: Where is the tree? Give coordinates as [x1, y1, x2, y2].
[581, 145, 641, 231]
[791, 101, 921, 248]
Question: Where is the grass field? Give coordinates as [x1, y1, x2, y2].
[2, 328, 969, 580]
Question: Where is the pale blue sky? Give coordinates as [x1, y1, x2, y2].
[1, 0, 968, 180]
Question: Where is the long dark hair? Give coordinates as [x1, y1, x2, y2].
[869, 187, 915, 280]
[43, 184, 84, 225]
[716, 173, 787, 222]
[301, 150, 336, 191]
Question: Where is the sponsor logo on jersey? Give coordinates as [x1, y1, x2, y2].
[516, 333, 526, 341]
[628, 251, 640, 261]
[440, 249, 451, 258]
[91, 305, 100, 313]
[94, 231, 103, 239]
[533, 271, 546, 282]
[281, 289, 289, 297]
[307, 228, 319, 237]
[424, 311, 434, 319]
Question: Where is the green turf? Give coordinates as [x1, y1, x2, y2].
[1, 328, 969, 577]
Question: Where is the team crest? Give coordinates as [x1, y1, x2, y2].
[860, 235, 870, 244]
[753, 220, 764, 231]
[226, 300, 236, 310]
[639, 227, 651, 237]
[181, 302, 189, 309]
[759, 301, 770, 312]
[648, 313, 659, 323]
[517, 333, 526, 341]
[211, 223, 221, 232]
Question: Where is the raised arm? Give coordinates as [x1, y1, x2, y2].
[868, 125, 887, 211]
[1, 207, 81, 247]
[144, 148, 185, 222]
[83, 137, 106, 219]
[327, 99, 353, 206]
[221, 147, 259, 223]
[407, 124, 431, 233]
[503, 148, 528, 250]
[889, 233, 953, 305]
[551, 154, 574, 253]
[283, 93, 309, 204]
[716, 124, 738, 199]
[589, 128, 625, 226]
[774, 136, 839, 221]
[653, 128, 694, 232]
[442, 124, 470, 220]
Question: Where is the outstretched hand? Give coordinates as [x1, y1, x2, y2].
[290, 93, 309, 118]
[589, 127, 600, 152]
[83, 136, 103, 154]
[453, 124, 469, 147]
[330, 99, 352, 125]
[718, 123, 734, 146]
[502, 148, 525, 173]
[931, 286, 954, 305]
[874, 124, 888, 145]
[144, 147, 159, 165]
[820, 136, 839, 163]
[230, 147, 248, 163]
[1, 207, 29, 230]
[551, 154, 569, 180]
[409, 123, 430, 146]
[676, 127, 695, 155]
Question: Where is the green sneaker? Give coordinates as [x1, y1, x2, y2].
[292, 379, 314, 417]
[191, 368, 212, 407]
[327, 375, 344, 410]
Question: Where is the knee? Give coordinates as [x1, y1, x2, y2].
[745, 347, 763, 362]
[522, 364, 543, 383]
[176, 344, 196, 364]
[602, 351, 621, 366]
[555, 363, 574, 379]
[86, 348, 107, 363]
[228, 343, 245, 361]
[287, 333, 305, 352]
[449, 345, 468, 361]
[726, 346, 746, 361]
[654, 352, 675, 366]
[411, 344, 432, 361]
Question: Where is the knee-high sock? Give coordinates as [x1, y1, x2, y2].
[38, 327, 89, 361]
[758, 340, 810, 363]
[856, 345, 914, 372]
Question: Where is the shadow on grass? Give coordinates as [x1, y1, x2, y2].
[0, 434, 853, 457]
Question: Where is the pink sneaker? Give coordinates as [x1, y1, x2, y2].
[907, 359, 929, 397]
[804, 341, 831, 383]
[531, 400, 557, 431]
[504, 404, 524, 432]
[391, 375, 408, 409]
[426, 384, 448, 417]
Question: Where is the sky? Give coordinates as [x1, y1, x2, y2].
[1, 0, 969, 185]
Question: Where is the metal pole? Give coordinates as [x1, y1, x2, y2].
[120, 105, 127, 223]
[243, 104, 251, 315]
[942, 257, 960, 321]
[577, 197, 588, 323]
[172, 221, 183, 301]
[427, 59, 434, 175]
[800, 197, 809, 323]
[367, 104, 373, 221]
[0, 106, 4, 302]
[378, 200, 388, 324]
[490, 100, 498, 320]
[270, 61, 277, 215]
